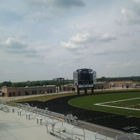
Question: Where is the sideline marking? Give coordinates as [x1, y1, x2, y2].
[94, 97, 140, 111]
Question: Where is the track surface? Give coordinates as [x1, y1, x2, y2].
[26, 94, 140, 133]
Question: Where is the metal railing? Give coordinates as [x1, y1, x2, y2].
[1, 99, 140, 140]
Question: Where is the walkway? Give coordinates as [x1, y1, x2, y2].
[0, 105, 114, 140]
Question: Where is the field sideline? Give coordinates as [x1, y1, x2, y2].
[69, 91, 140, 118]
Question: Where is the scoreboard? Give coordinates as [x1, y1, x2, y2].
[73, 68, 96, 88]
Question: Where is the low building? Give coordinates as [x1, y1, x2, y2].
[94, 82, 109, 89]
[109, 81, 133, 88]
[59, 84, 75, 92]
[95, 81, 133, 89]
[2, 85, 56, 97]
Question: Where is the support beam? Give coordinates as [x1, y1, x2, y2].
[91, 87, 94, 94]
[84, 88, 87, 94]
[77, 88, 80, 95]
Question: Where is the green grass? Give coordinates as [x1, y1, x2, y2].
[69, 91, 140, 118]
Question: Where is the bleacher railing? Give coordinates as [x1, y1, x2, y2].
[1, 99, 140, 140]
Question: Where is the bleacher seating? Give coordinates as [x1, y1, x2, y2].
[24, 94, 140, 133]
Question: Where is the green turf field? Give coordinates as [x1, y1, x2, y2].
[69, 91, 140, 118]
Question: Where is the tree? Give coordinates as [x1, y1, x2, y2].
[2, 81, 12, 87]
[98, 77, 107, 82]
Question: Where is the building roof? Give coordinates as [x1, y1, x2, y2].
[2, 85, 56, 89]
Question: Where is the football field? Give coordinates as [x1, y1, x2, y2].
[69, 91, 140, 118]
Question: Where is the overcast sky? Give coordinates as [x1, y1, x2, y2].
[0, 0, 140, 82]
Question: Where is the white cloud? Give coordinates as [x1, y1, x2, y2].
[61, 32, 117, 50]
[121, 62, 136, 67]
[1, 38, 27, 50]
[100, 33, 117, 42]
[61, 41, 77, 49]
[106, 62, 117, 68]
[70, 32, 94, 44]
[0, 38, 39, 57]
[0, 0, 140, 82]
[106, 61, 138, 68]
[117, 0, 140, 25]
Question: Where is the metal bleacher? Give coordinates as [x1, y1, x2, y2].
[0, 99, 140, 140]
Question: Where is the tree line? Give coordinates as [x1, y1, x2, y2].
[0, 80, 73, 88]
[98, 76, 140, 82]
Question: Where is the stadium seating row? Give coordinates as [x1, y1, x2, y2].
[25, 95, 140, 133]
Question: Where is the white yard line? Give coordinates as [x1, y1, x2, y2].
[95, 97, 140, 105]
[95, 104, 140, 111]
[94, 97, 140, 111]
